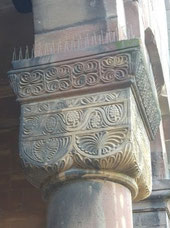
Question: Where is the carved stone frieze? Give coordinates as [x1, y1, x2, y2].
[22, 102, 127, 138]
[8, 41, 161, 139]
[20, 89, 128, 165]
[9, 54, 129, 99]
[135, 51, 160, 138]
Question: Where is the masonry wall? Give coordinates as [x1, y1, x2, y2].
[133, 211, 170, 228]
[0, 97, 46, 228]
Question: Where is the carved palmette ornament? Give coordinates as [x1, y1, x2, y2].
[9, 40, 160, 201]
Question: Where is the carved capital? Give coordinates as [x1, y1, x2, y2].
[8, 39, 160, 201]
[19, 89, 151, 200]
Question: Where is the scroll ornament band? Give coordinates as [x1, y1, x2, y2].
[9, 54, 129, 98]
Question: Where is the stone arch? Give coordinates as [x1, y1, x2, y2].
[145, 27, 165, 96]
[145, 28, 170, 181]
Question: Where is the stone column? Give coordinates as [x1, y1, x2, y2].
[8, 38, 160, 227]
[10, 1, 161, 227]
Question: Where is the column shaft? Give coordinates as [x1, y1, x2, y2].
[47, 180, 133, 228]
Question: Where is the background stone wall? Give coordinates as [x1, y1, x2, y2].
[0, 97, 46, 228]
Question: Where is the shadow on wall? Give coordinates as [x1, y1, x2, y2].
[12, 0, 32, 13]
